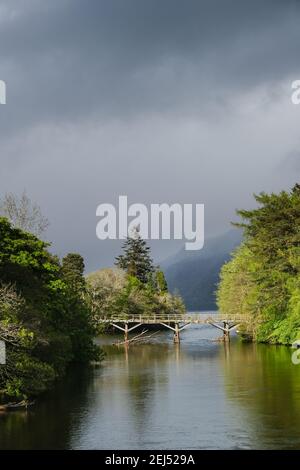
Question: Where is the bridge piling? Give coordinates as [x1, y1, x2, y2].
[174, 323, 180, 343]
[223, 322, 230, 342]
[105, 314, 243, 345]
[124, 323, 129, 343]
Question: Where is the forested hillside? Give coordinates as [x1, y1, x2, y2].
[163, 230, 242, 310]
[217, 185, 300, 344]
[0, 216, 100, 400]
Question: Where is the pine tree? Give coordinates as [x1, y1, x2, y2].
[155, 269, 168, 293]
[115, 227, 154, 284]
[61, 253, 99, 362]
[217, 184, 300, 344]
[61, 253, 86, 293]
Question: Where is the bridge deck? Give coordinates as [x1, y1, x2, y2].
[97, 313, 248, 343]
[97, 313, 245, 324]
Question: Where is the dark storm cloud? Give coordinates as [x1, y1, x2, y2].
[1, 0, 300, 268]
[1, 0, 300, 134]
[281, 151, 300, 172]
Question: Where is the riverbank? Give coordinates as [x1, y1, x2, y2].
[217, 186, 300, 348]
[1, 325, 300, 450]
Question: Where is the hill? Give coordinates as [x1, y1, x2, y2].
[162, 230, 242, 310]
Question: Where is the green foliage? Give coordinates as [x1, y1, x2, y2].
[61, 253, 86, 293]
[217, 185, 300, 344]
[60, 253, 99, 363]
[115, 229, 154, 283]
[112, 230, 182, 318]
[0, 217, 101, 400]
[154, 269, 168, 293]
[86, 268, 127, 321]
[3, 352, 56, 399]
[87, 268, 185, 323]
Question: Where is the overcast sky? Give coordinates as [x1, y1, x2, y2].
[0, 0, 299, 270]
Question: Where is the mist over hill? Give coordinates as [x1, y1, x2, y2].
[162, 230, 242, 311]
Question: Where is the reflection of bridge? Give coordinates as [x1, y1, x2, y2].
[97, 313, 246, 343]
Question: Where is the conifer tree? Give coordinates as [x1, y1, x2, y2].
[155, 269, 168, 293]
[217, 184, 300, 344]
[61, 253, 86, 293]
[115, 227, 154, 284]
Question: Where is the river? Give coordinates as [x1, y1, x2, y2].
[1, 323, 300, 449]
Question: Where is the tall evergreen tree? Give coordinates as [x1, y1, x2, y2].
[0, 218, 100, 399]
[217, 184, 300, 344]
[61, 253, 86, 293]
[155, 269, 168, 293]
[115, 227, 154, 283]
[61, 253, 98, 362]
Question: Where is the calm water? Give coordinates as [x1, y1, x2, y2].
[1, 324, 300, 449]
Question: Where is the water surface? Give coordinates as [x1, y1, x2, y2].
[1, 324, 300, 449]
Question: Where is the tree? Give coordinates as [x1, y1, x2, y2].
[61, 253, 86, 293]
[0, 217, 101, 399]
[0, 282, 56, 399]
[155, 269, 168, 293]
[115, 227, 154, 283]
[86, 268, 127, 320]
[85, 227, 186, 326]
[0, 216, 60, 307]
[0, 190, 49, 237]
[61, 253, 99, 362]
[86, 267, 185, 323]
[217, 184, 300, 344]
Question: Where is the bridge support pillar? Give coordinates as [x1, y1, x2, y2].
[174, 323, 180, 343]
[223, 322, 230, 342]
[124, 323, 129, 343]
[209, 320, 239, 342]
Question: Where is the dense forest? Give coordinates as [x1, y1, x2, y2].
[163, 230, 242, 310]
[3, 183, 298, 402]
[87, 228, 185, 324]
[217, 184, 300, 345]
[0, 196, 184, 401]
[0, 215, 100, 401]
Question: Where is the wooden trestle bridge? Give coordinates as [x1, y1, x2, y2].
[98, 313, 246, 343]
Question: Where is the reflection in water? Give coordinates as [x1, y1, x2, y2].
[221, 342, 300, 449]
[0, 326, 300, 449]
[0, 365, 96, 449]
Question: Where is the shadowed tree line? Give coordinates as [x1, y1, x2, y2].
[217, 184, 300, 344]
[86, 228, 185, 325]
[0, 194, 184, 400]
[0, 193, 101, 400]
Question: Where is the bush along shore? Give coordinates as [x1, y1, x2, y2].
[217, 184, 300, 345]
[86, 227, 186, 333]
[0, 196, 185, 405]
[0, 216, 101, 404]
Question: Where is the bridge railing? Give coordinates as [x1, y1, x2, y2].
[95, 313, 247, 323]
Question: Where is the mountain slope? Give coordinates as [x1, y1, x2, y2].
[162, 230, 242, 310]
